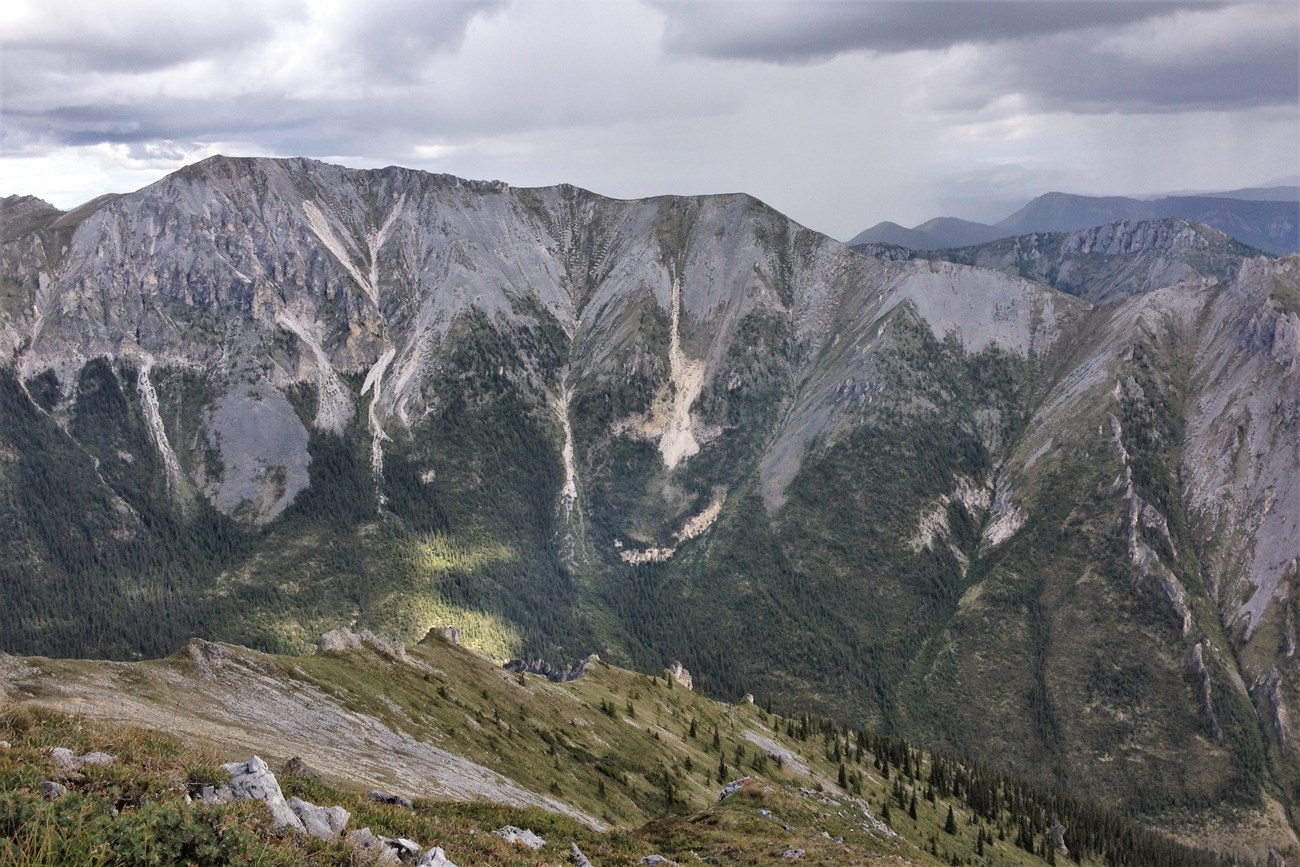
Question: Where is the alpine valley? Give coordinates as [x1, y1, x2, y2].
[1, 156, 1298, 861]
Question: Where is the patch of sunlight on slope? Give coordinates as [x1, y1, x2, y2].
[411, 534, 517, 573]
[406, 534, 523, 660]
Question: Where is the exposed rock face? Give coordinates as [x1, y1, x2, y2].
[504, 657, 594, 683]
[1049, 820, 1070, 858]
[665, 660, 693, 690]
[1188, 643, 1225, 743]
[317, 629, 407, 660]
[421, 626, 461, 646]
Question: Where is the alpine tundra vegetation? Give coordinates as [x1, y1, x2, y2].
[1, 156, 1298, 860]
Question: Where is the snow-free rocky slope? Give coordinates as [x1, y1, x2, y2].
[1, 157, 1298, 853]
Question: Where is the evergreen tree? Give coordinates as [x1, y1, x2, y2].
[944, 805, 958, 835]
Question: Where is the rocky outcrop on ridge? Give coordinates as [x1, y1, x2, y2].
[504, 655, 598, 683]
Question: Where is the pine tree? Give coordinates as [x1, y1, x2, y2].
[689, 717, 697, 738]
[909, 793, 917, 820]
[944, 805, 958, 835]
[838, 763, 848, 789]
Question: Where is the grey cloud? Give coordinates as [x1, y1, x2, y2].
[938, 23, 1299, 113]
[2, 0, 298, 74]
[337, 0, 507, 78]
[1, 0, 512, 154]
[3, 98, 392, 157]
[652, 0, 1297, 113]
[652, 0, 1215, 62]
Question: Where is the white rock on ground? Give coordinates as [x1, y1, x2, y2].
[348, 828, 403, 865]
[495, 825, 545, 849]
[417, 846, 459, 867]
[287, 796, 350, 839]
[50, 747, 115, 770]
[221, 756, 305, 832]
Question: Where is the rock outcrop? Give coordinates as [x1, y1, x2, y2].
[287, 796, 350, 839]
[665, 660, 693, 690]
[280, 755, 320, 779]
[368, 789, 414, 808]
[49, 747, 115, 770]
[421, 626, 461, 646]
[494, 825, 545, 849]
[204, 755, 350, 840]
[503, 656, 595, 683]
[317, 629, 407, 660]
[205, 756, 304, 832]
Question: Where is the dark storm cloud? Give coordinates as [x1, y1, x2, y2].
[964, 26, 1300, 113]
[652, 0, 1214, 62]
[652, 0, 1297, 112]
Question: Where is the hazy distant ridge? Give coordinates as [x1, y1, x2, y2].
[850, 188, 1300, 254]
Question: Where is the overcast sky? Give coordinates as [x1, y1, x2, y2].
[1, 0, 1297, 239]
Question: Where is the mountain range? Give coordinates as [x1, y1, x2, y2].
[849, 189, 1300, 255]
[1, 156, 1298, 856]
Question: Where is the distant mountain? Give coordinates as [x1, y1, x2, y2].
[847, 217, 1001, 250]
[854, 218, 1260, 305]
[1156, 185, 1300, 202]
[850, 191, 1300, 255]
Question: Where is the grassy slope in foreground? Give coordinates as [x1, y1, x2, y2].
[0, 634, 1249, 866]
